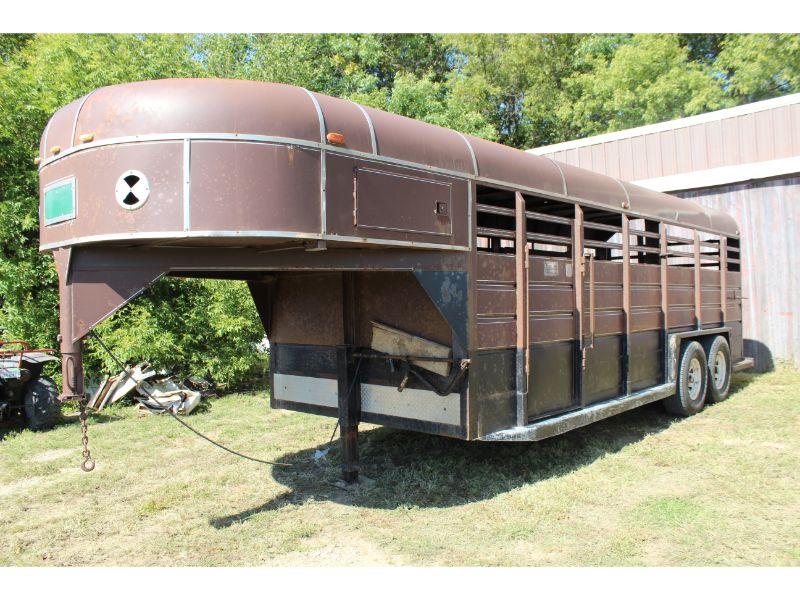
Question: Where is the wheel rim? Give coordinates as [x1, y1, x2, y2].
[688, 356, 703, 401]
[713, 350, 728, 390]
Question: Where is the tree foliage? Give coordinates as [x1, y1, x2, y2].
[1, 33, 798, 388]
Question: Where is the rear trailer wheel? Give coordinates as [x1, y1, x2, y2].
[703, 335, 731, 403]
[664, 341, 708, 417]
[24, 376, 61, 431]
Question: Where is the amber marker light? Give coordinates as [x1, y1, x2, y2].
[33, 156, 41, 165]
[50, 146, 61, 155]
[326, 132, 345, 146]
[79, 133, 94, 143]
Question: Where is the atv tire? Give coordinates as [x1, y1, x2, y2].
[24, 376, 61, 431]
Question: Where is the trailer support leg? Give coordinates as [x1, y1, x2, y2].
[53, 248, 85, 400]
[337, 345, 360, 484]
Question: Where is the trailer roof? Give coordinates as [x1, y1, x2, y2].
[41, 78, 739, 236]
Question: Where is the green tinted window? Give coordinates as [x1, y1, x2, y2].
[44, 178, 75, 224]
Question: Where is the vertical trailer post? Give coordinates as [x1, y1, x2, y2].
[514, 192, 529, 426]
[53, 248, 85, 400]
[338, 272, 360, 484]
[693, 230, 702, 329]
[720, 237, 727, 326]
[660, 224, 669, 379]
[621, 215, 632, 395]
[573, 205, 585, 404]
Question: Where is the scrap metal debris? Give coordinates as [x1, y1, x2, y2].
[87, 363, 213, 415]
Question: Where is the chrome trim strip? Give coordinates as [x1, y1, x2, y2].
[70, 90, 97, 147]
[480, 382, 676, 442]
[351, 101, 378, 154]
[39, 230, 471, 252]
[323, 233, 466, 250]
[543, 156, 568, 196]
[37, 131, 739, 239]
[303, 89, 327, 143]
[37, 132, 468, 179]
[614, 177, 632, 208]
[455, 131, 479, 176]
[41, 114, 54, 160]
[467, 180, 473, 252]
[303, 89, 327, 234]
[183, 139, 191, 231]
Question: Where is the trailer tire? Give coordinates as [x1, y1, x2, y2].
[664, 341, 708, 417]
[703, 335, 731, 403]
[24, 376, 61, 431]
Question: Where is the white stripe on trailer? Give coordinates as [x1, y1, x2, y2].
[272, 374, 461, 425]
[273, 374, 338, 408]
[360, 383, 460, 426]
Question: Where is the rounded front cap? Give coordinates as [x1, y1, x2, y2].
[40, 79, 325, 157]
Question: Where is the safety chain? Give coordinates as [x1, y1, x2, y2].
[78, 396, 95, 472]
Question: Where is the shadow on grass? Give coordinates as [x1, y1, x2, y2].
[209, 370, 765, 527]
[211, 406, 667, 527]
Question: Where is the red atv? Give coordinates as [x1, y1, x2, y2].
[0, 340, 61, 430]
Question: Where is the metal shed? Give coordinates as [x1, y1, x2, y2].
[531, 93, 800, 370]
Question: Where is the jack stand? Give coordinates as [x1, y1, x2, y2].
[336, 345, 361, 485]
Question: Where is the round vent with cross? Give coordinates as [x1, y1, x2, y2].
[115, 170, 150, 210]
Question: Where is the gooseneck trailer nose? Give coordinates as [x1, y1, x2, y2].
[39, 79, 752, 482]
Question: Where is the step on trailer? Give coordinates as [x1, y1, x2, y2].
[38, 79, 754, 482]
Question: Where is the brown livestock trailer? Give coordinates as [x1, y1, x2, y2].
[38, 79, 753, 482]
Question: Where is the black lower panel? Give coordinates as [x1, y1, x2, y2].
[272, 343, 337, 378]
[468, 349, 516, 438]
[527, 341, 575, 419]
[630, 330, 663, 392]
[583, 335, 622, 404]
[729, 321, 744, 362]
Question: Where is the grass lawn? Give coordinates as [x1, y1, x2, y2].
[1, 368, 798, 566]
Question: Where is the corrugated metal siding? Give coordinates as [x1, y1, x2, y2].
[678, 177, 800, 370]
[536, 99, 800, 179]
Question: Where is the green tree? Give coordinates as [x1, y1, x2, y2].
[559, 34, 730, 138]
[446, 33, 587, 148]
[716, 34, 800, 102]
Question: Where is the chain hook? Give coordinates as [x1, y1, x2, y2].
[78, 396, 95, 472]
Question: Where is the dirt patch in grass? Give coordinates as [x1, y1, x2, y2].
[31, 448, 73, 462]
[1, 370, 798, 566]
